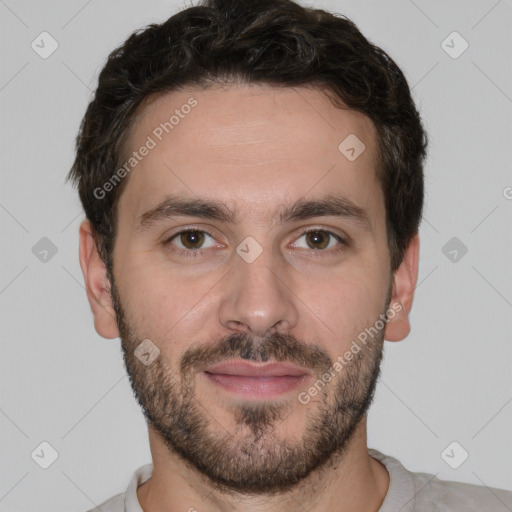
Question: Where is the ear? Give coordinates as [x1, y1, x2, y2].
[384, 233, 419, 342]
[78, 219, 120, 339]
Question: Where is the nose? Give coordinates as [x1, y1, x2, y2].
[218, 245, 299, 338]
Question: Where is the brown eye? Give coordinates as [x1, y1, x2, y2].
[291, 229, 345, 252]
[178, 230, 206, 249]
[305, 231, 330, 250]
[166, 229, 217, 252]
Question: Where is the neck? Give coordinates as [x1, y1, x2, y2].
[137, 420, 390, 512]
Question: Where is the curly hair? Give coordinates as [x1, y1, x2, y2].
[66, 0, 427, 274]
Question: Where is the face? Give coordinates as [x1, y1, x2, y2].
[94, 83, 401, 494]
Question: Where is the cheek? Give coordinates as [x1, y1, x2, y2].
[116, 256, 218, 345]
[299, 266, 388, 349]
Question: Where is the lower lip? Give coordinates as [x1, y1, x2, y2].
[203, 372, 310, 398]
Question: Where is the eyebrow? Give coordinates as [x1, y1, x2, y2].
[136, 193, 372, 233]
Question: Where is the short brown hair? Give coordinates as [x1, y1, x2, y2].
[66, 0, 427, 274]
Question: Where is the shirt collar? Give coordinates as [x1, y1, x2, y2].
[124, 463, 153, 512]
[123, 449, 415, 512]
[368, 448, 416, 511]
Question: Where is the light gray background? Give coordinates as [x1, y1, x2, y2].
[1, 0, 511, 510]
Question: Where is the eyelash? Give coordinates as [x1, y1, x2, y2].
[163, 227, 348, 259]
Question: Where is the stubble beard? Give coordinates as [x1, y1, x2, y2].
[109, 276, 388, 496]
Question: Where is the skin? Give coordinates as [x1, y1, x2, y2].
[79, 83, 419, 512]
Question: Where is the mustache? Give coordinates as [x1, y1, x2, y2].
[180, 331, 333, 377]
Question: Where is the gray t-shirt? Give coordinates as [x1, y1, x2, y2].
[88, 448, 512, 511]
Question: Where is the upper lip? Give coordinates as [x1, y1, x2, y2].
[204, 360, 312, 378]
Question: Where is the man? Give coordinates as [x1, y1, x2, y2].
[67, 0, 512, 510]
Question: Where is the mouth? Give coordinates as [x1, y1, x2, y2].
[202, 360, 313, 399]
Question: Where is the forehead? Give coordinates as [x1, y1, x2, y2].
[118, 83, 384, 229]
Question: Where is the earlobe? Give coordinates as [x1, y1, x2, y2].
[384, 233, 420, 342]
[78, 219, 120, 339]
